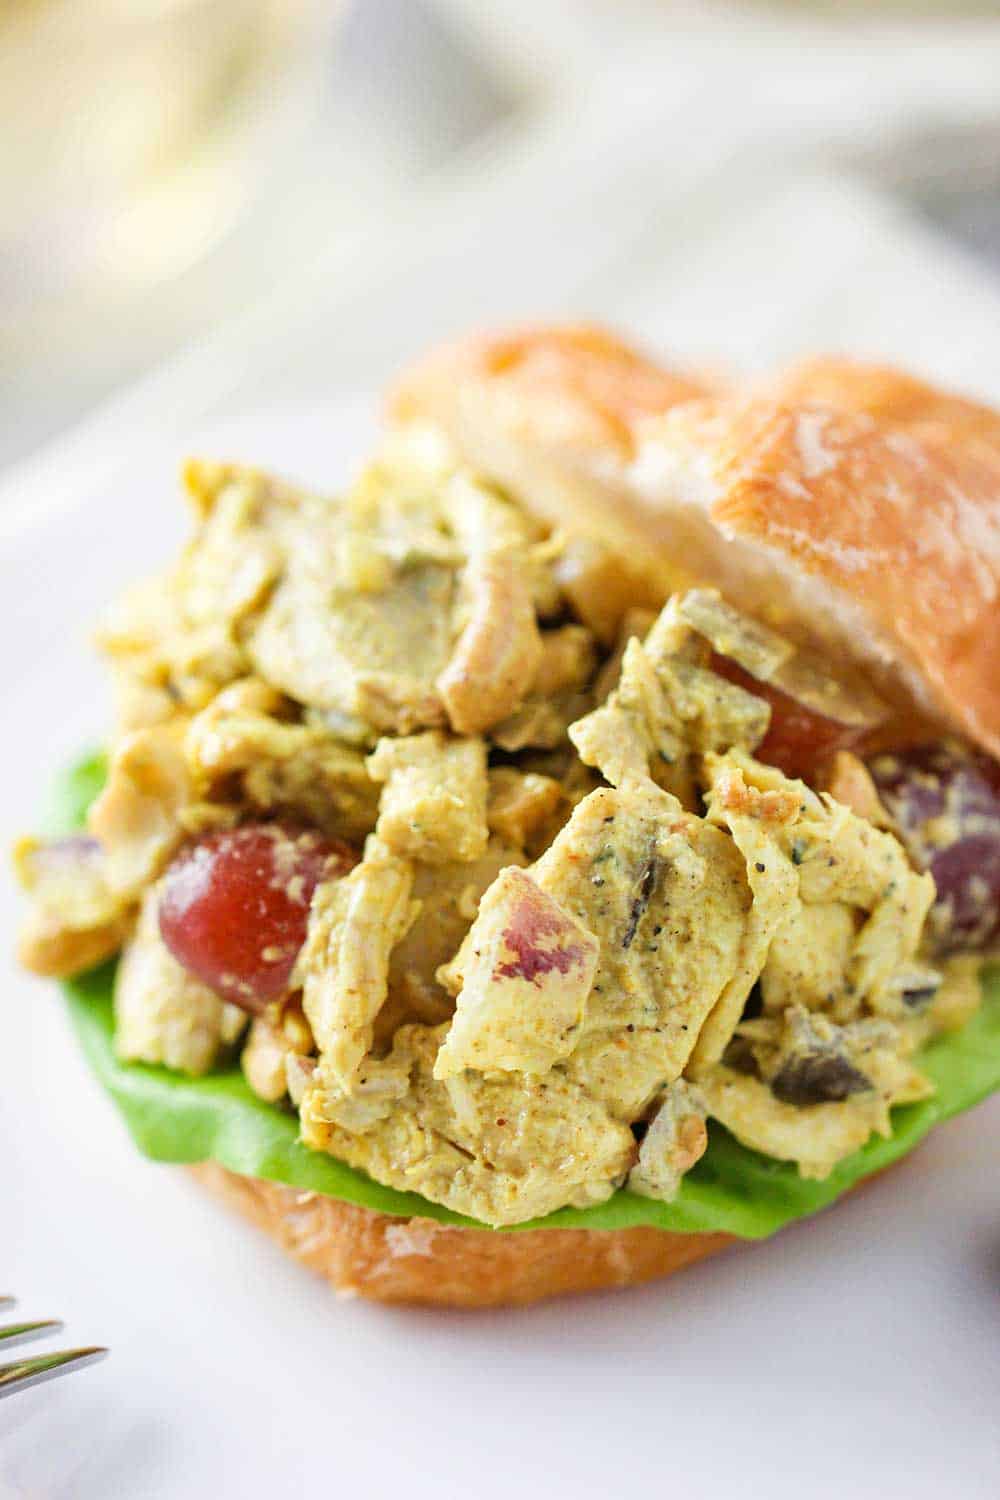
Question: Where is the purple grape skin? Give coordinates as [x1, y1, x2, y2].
[868, 741, 1000, 955]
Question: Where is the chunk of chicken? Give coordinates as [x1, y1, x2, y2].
[435, 867, 600, 1077]
[396, 470, 545, 736]
[759, 900, 857, 1015]
[367, 731, 488, 864]
[14, 835, 133, 978]
[530, 777, 752, 1118]
[300, 839, 419, 1091]
[570, 600, 768, 804]
[689, 760, 802, 1071]
[701, 752, 935, 1043]
[701, 1009, 932, 1179]
[300, 1023, 636, 1227]
[115, 886, 246, 1074]
[88, 725, 191, 896]
[440, 468, 561, 616]
[640, 600, 772, 755]
[98, 465, 287, 711]
[185, 682, 379, 842]
[487, 768, 567, 854]
[676, 588, 888, 733]
[701, 1069, 881, 1180]
[250, 555, 455, 735]
[437, 551, 542, 735]
[591, 606, 659, 703]
[489, 624, 596, 752]
[551, 533, 665, 645]
[174, 464, 285, 649]
[570, 637, 683, 791]
[376, 838, 526, 1041]
[529, 625, 598, 699]
[821, 750, 894, 828]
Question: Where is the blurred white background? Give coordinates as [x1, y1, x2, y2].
[4, 0, 1000, 473]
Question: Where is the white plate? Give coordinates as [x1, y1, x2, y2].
[2, 398, 998, 1500]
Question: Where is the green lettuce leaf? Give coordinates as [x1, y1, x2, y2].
[54, 756, 1000, 1238]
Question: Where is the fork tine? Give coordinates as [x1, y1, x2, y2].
[0, 1346, 107, 1398]
[0, 1320, 64, 1349]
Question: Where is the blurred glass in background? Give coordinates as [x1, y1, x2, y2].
[1, 0, 329, 335]
[3, 0, 1000, 475]
[0, 0, 526, 468]
[0, 2, 335, 319]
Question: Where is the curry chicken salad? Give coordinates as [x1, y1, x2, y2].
[15, 416, 998, 1231]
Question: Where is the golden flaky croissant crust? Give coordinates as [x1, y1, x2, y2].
[392, 326, 1000, 758]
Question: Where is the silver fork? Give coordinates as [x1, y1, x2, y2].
[0, 1297, 107, 1398]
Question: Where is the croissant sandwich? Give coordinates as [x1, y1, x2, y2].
[16, 327, 1000, 1305]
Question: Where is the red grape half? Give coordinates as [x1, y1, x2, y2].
[159, 823, 356, 1010]
[868, 741, 1000, 955]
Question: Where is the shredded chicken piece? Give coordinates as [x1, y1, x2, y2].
[367, 731, 488, 864]
[628, 1080, 708, 1202]
[175, 465, 285, 638]
[701, 1009, 931, 1179]
[689, 762, 802, 1070]
[107, 669, 185, 735]
[375, 839, 525, 1042]
[488, 624, 597, 752]
[285, 1052, 317, 1108]
[759, 900, 857, 1014]
[570, 597, 768, 804]
[98, 466, 286, 712]
[96, 575, 223, 717]
[701, 1069, 875, 1179]
[677, 588, 888, 731]
[736, 1006, 931, 1099]
[530, 625, 597, 698]
[185, 686, 379, 841]
[570, 637, 684, 791]
[300, 1023, 635, 1227]
[591, 606, 659, 703]
[530, 776, 752, 1118]
[440, 469, 560, 617]
[421, 471, 545, 734]
[14, 835, 133, 978]
[115, 886, 246, 1074]
[18, 913, 127, 979]
[640, 599, 771, 757]
[300, 839, 419, 1091]
[437, 550, 542, 735]
[250, 555, 454, 734]
[551, 534, 665, 645]
[927, 957, 982, 1034]
[435, 867, 600, 1078]
[487, 768, 567, 853]
[195, 444, 462, 734]
[490, 697, 590, 754]
[820, 751, 893, 827]
[692, 751, 935, 1065]
[194, 676, 289, 721]
[88, 725, 191, 896]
